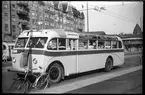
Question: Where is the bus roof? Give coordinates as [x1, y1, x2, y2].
[19, 29, 79, 38]
[122, 37, 142, 41]
[19, 29, 120, 40]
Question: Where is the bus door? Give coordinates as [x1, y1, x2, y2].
[66, 38, 78, 74]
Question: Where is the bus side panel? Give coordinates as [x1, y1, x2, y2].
[112, 52, 124, 66]
[47, 55, 77, 76]
[78, 53, 108, 73]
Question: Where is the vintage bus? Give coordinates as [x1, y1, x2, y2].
[10, 29, 124, 84]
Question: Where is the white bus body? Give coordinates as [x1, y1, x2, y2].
[10, 29, 124, 84]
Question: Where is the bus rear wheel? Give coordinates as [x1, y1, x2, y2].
[104, 57, 113, 72]
[48, 63, 63, 84]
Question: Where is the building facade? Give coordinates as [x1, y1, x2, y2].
[2, 1, 12, 41]
[2, 1, 85, 42]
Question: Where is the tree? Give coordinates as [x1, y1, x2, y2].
[17, 2, 30, 31]
[119, 32, 124, 35]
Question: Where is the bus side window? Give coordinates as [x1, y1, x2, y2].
[79, 39, 88, 50]
[68, 39, 76, 50]
[118, 41, 122, 48]
[47, 38, 57, 50]
[89, 40, 96, 49]
[98, 40, 105, 49]
[105, 40, 111, 49]
[58, 38, 66, 50]
[112, 41, 117, 49]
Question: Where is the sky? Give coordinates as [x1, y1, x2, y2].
[70, 1, 143, 34]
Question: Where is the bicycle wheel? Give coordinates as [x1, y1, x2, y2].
[35, 74, 49, 90]
[9, 79, 29, 93]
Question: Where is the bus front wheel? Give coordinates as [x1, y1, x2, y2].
[104, 57, 113, 72]
[48, 63, 63, 84]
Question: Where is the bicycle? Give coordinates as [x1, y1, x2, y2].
[9, 68, 50, 93]
[34, 72, 50, 90]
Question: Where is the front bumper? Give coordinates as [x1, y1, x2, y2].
[7, 68, 40, 75]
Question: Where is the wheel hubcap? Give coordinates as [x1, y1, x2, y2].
[107, 60, 112, 69]
[50, 67, 59, 80]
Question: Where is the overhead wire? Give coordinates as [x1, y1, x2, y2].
[88, 4, 138, 23]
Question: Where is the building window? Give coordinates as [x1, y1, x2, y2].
[4, 2, 8, 9]
[32, 12, 35, 16]
[11, 4, 15, 9]
[12, 18, 16, 22]
[12, 14, 15, 18]
[5, 24, 8, 32]
[50, 22, 52, 27]
[12, 15, 15, 22]
[12, 25, 16, 32]
[32, 19, 35, 25]
[4, 13, 8, 20]
[12, 35, 16, 39]
[32, 3, 35, 7]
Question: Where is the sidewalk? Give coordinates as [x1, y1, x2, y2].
[67, 68, 142, 94]
[30, 65, 142, 93]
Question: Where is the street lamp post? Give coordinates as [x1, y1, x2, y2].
[86, 2, 89, 32]
[78, 2, 106, 33]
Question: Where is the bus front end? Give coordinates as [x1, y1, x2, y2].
[10, 34, 49, 74]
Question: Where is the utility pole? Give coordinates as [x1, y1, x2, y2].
[10, 1, 12, 36]
[140, 17, 142, 32]
[86, 1, 89, 32]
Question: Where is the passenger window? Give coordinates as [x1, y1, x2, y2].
[67, 39, 76, 50]
[112, 41, 117, 48]
[58, 38, 66, 50]
[89, 40, 96, 49]
[105, 41, 111, 49]
[34, 38, 47, 48]
[79, 39, 88, 50]
[47, 38, 57, 50]
[98, 40, 105, 49]
[118, 41, 122, 48]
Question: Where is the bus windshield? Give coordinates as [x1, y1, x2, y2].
[27, 37, 48, 48]
[15, 38, 28, 48]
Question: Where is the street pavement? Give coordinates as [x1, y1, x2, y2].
[66, 69, 142, 94]
[2, 52, 142, 93]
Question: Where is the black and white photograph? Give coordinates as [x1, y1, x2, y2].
[2, 1, 143, 94]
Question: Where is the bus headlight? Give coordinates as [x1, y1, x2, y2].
[12, 57, 16, 63]
[33, 58, 37, 64]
